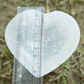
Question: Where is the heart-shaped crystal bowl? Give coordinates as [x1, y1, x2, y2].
[5, 9, 80, 77]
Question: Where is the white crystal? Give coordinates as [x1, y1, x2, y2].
[5, 10, 80, 77]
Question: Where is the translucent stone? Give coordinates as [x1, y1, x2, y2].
[5, 10, 80, 77]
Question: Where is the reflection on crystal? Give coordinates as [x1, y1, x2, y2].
[43, 30, 67, 62]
